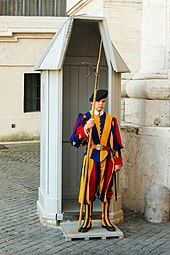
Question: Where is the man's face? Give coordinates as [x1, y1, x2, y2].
[94, 98, 106, 112]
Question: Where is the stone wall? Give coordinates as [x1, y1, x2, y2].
[121, 0, 170, 212]
[103, 0, 142, 73]
[121, 125, 170, 212]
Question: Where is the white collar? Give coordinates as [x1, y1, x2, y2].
[94, 109, 104, 116]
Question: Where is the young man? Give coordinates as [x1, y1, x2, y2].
[70, 89, 123, 232]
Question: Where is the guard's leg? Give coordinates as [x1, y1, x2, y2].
[80, 160, 97, 233]
[101, 200, 116, 231]
[80, 202, 93, 232]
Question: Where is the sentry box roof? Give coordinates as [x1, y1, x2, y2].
[35, 16, 129, 73]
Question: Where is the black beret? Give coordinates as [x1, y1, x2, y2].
[89, 89, 108, 102]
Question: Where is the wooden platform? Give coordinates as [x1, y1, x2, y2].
[60, 220, 124, 241]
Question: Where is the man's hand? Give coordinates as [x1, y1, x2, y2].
[84, 118, 95, 133]
[115, 165, 122, 172]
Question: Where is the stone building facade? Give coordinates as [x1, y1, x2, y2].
[0, 16, 67, 140]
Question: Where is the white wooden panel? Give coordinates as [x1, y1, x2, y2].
[38, 70, 63, 220]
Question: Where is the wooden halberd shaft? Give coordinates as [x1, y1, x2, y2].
[78, 39, 103, 232]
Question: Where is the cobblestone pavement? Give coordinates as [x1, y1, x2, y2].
[0, 143, 170, 255]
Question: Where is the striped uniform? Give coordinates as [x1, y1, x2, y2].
[70, 110, 123, 205]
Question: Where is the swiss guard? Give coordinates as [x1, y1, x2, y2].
[70, 89, 124, 232]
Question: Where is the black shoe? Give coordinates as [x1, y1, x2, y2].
[102, 224, 116, 231]
[80, 222, 92, 233]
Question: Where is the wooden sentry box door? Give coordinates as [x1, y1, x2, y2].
[62, 64, 108, 200]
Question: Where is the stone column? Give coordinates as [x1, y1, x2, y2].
[121, 0, 170, 212]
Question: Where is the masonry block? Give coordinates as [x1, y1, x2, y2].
[144, 184, 170, 223]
